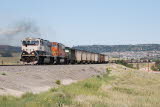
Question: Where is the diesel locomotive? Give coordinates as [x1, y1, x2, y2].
[20, 37, 109, 65]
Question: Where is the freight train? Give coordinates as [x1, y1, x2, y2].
[20, 37, 109, 65]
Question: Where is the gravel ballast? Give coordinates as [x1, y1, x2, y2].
[0, 64, 107, 96]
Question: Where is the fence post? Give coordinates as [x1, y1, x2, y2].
[1, 60, 3, 65]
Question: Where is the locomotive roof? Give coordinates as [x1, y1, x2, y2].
[23, 37, 49, 42]
[24, 37, 40, 41]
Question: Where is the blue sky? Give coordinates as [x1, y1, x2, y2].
[0, 0, 160, 46]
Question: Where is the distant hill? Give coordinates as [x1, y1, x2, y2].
[0, 45, 21, 57]
[1, 44, 160, 57]
[73, 44, 160, 53]
[0, 45, 21, 52]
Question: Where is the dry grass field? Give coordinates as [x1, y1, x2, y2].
[0, 64, 160, 107]
[0, 53, 21, 65]
[0, 57, 20, 65]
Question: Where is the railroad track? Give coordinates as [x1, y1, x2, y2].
[0, 64, 33, 66]
[0, 63, 107, 66]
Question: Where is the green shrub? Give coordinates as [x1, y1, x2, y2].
[83, 81, 101, 91]
[1, 96, 7, 101]
[50, 88, 58, 92]
[84, 82, 93, 89]
[151, 65, 157, 71]
[21, 92, 34, 99]
[1, 72, 6, 76]
[96, 75, 101, 79]
[113, 87, 139, 95]
[106, 68, 111, 75]
[116, 60, 134, 68]
[151, 60, 160, 71]
[53, 92, 72, 106]
[56, 80, 61, 85]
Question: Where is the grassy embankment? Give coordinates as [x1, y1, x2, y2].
[0, 64, 160, 107]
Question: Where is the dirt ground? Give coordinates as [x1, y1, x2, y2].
[0, 64, 107, 96]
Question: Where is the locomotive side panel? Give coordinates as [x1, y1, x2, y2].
[51, 42, 66, 57]
[41, 40, 52, 56]
[51, 42, 66, 64]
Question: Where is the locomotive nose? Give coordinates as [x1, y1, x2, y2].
[30, 51, 37, 56]
[21, 51, 37, 56]
[20, 51, 39, 64]
[21, 51, 28, 55]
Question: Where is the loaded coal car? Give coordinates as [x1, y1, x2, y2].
[65, 47, 109, 64]
[20, 37, 52, 64]
[98, 54, 105, 63]
[74, 49, 83, 64]
[100, 54, 109, 63]
[100, 54, 105, 63]
[94, 53, 99, 63]
[104, 55, 109, 63]
[81, 51, 87, 63]
[65, 47, 76, 64]
[65, 48, 92, 64]
[91, 53, 95, 63]
[65, 48, 83, 64]
[86, 52, 92, 64]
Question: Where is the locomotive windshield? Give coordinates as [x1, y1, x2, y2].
[22, 41, 39, 45]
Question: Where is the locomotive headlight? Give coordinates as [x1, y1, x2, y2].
[31, 52, 34, 55]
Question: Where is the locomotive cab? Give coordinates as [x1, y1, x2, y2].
[20, 37, 52, 64]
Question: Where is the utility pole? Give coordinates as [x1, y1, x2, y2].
[119, 51, 121, 60]
[136, 59, 139, 70]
